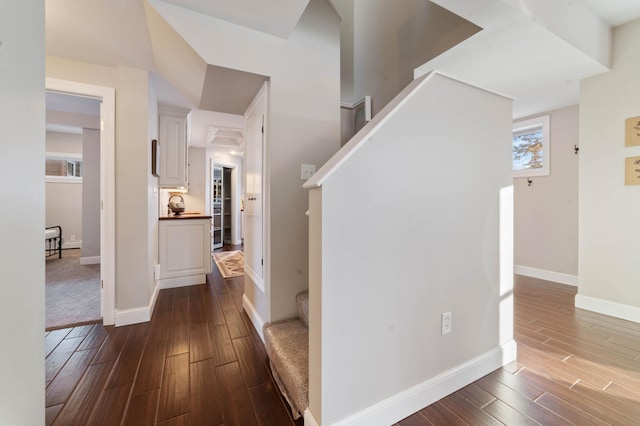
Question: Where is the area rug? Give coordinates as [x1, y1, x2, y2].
[46, 249, 101, 330]
[213, 250, 244, 278]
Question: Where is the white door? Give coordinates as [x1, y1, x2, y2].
[244, 84, 267, 290]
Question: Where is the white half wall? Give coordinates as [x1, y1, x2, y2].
[0, 0, 46, 423]
[578, 18, 640, 319]
[306, 72, 515, 424]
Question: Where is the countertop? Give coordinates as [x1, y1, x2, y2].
[159, 213, 212, 220]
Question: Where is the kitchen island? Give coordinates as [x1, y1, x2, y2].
[159, 215, 212, 288]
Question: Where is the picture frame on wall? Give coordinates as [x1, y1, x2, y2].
[625, 116, 640, 147]
[151, 139, 160, 177]
[512, 115, 550, 178]
[625, 156, 640, 185]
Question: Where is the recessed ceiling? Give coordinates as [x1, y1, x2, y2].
[199, 65, 268, 115]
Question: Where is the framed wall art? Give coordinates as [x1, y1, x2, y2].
[512, 115, 550, 178]
[625, 116, 640, 147]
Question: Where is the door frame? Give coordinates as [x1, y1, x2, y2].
[46, 78, 116, 325]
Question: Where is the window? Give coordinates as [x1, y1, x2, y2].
[512, 115, 550, 178]
[46, 152, 82, 182]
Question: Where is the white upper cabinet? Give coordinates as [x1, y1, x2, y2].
[159, 108, 189, 188]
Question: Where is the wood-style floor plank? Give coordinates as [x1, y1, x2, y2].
[85, 383, 132, 425]
[157, 353, 191, 422]
[133, 333, 168, 395]
[190, 358, 223, 426]
[46, 348, 97, 407]
[233, 336, 271, 387]
[248, 381, 297, 426]
[123, 389, 160, 426]
[210, 324, 237, 366]
[53, 361, 115, 425]
[217, 361, 259, 426]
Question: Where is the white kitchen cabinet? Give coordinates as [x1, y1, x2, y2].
[159, 217, 212, 288]
[159, 111, 188, 188]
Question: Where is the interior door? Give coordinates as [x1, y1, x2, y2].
[244, 86, 266, 288]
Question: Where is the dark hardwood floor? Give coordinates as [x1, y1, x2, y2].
[395, 275, 640, 425]
[46, 269, 640, 425]
[45, 247, 303, 426]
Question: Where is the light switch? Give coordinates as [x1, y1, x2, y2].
[301, 164, 316, 180]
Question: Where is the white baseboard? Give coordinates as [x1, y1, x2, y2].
[327, 341, 517, 426]
[245, 265, 265, 293]
[80, 256, 100, 265]
[514, 265, 578, 286]
[159, 274, 206, 289]
[304, 409, 320, 426]
[62, 241, 81, 249]
[575, 294, 640, 324]
[114, 281, 159, 326]
[242, 294, 265, 343]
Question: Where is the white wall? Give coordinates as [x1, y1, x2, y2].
[348, 0, 479, 114]
[46, 131, 83, 246]
[306, 73, 515, 424]
[47, 56, 158, 316]
[82, 128, 101, 258]
[150, 0, 342, 324]
[577, 18, 640, 321]
[0, 0, 45, 423]
[46, 181, 82, 247]
[514, 105, 579, 283]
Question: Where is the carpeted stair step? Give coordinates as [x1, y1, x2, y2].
[263, 291, 309, 419]
[296, 291, 309, 328]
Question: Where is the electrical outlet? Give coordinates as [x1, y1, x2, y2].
[70, 234, 76, 241]
[301, 164, 316, 180]
[441, 312, 452, 335]
[154, 264, 161, 280]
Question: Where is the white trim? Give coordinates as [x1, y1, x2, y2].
[62, 241, 81, 250]
[45, 176, 83, 184]
[114, 281, 160, 326]
[46, 78, 116, 327]
[326, 341, 517, 426]
[575, 294, 640, 324]
[303, 409, 320, 426]
[242, 293, 265, 342]
[245, 265, 266, 293]
[159, 275, 206, 289]
[46, 151, 82, 160]
[80, 256, 100, 265]
[514, 265, 578, 286]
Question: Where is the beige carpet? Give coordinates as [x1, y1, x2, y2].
[213, 250, 244, 278]
[46, 249, 101, 330]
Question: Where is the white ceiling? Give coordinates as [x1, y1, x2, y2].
[161, 0, 311, 38]
[582, 0, 640, 26]
[45, 0, 640, 123]
[420, 0, 640, 118]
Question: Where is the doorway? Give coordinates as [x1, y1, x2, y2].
[212, 164, 236, 249]
[45, 92, 101, 329]
[45, 78, 116, 326]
